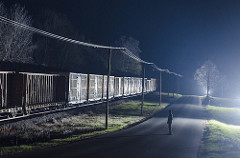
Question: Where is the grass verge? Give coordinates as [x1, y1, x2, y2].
[201, 101, 240, 158]
[0, 100, 166, 155]
[209, 96, 240, 107]
[206, 105, 240, 125]
[201, 120, 240, 158]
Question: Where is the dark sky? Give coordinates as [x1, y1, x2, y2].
[4, 0, 240, 97]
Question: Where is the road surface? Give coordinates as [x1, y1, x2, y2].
[9, 95, 206, 158]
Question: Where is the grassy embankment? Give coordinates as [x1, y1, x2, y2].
[201, 97, 240, 158]
[0, 98, 168, 155]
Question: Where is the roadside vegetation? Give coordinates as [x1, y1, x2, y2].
[209, 96, 240, 108]
[201, 96, 240, 158]
[0, 93, 169, 155]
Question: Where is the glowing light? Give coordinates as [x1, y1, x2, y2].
[202, 88, 212, 96]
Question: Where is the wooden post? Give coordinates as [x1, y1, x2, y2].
[159, 71, 162, 106]
[177, 76, 179, 95]
[207, 72, 210, 97]
[173, 76, 175, 98]
[141, 64, 145, 115]
[168, 73, 170, 98]
[105, 49, 112, 129]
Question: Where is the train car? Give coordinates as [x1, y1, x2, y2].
[114, 77, 123, 97]
[123, 77, 130, 96]
[146, 79, 151, 92]
[0, 69, 158, 119]
[136, 78, 142, 94]
[145, 78, 157, 92]
[151, 78, 157, 91]
[103, 75, 114, 99]
[131, 77, 137, 95]
[0, 72, 9, 111]
[129, 77, 133, 95]
[88, 74, 103, 101]
[20, 72, 67, 113]
[0, 71, 67, 116]
[129, 77, 134, 95]
[68, 73, 88, 104]
[0, 71, 17, 115]
[133, 78, 142, 94]
[132, 78, 137, 94]
[143, 78, 147, 92]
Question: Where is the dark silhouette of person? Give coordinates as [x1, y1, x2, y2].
[167, 110, 173, 135]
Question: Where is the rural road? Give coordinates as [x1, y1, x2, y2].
[10, 95, 206, 158]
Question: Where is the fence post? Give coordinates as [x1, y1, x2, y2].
[141, 64, 145, 115]
[105, 49, 112, 129]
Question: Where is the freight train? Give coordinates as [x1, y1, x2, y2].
[0, 71, 157, 118]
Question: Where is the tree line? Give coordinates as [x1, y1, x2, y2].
[0, 2, 142, 76]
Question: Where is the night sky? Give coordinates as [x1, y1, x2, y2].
[4, 0, 240, 97]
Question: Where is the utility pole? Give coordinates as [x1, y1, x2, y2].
[159, 71, 162, 106]
[173, 76, 175, 98]
[177, 76, 180, 95]
[105, 49, 112, 129]
[167, 73, 170, 98]
[141, 64, 145, 115]
[207, 72, 210, 97]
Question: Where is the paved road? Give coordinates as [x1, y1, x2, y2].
[10, 95, 205, 158]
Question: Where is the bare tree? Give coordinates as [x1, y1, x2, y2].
[36, 9, 76, 67]
[33, 9, 108, 73]
[35, 9, 87, 69]
[194, 60, 220, 97]
[0, 3, 34, 63]
[113, 36, 142, 76]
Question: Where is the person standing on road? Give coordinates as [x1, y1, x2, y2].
[167, 110, 173, 135]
